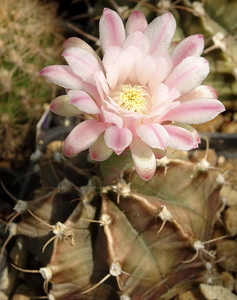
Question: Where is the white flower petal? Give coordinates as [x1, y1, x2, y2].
[62, 47, 102, 84]
[164, 56, 209, 94]
[160, 98, 225, 124]
[64, 120, 107, 156]
[145, 12, 176, 54]
[136, 123, 170, 150]
[104, 126, 132, 155]
[99, 8, 126, 52]
[125, 11, 148, 35]
[130, 138, 156, 181]
[164, 124, 200, 150]
[171, 34, 204, 68]
[68, 90, 100, 114]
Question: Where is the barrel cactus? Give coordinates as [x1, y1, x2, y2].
[1, 2, 235, 300]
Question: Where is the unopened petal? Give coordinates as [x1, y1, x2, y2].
[164, 57, 209, 94]
[163, 124, 200, 150]
[136, 123, 170, 150]
[68, 90, 101, 114]
[99, 8, 126, 52]
[89, 134, 113, 161]
[171, 34, 204, 68]
[104, 126, 132, 155]
[145, 12, 176, 54]
[161, 98, 225, 124]
[125, 11, 148, 35]
[130, 138, 156, 181]
[50, 95, 80, 116]
[64, 120, 107, 156]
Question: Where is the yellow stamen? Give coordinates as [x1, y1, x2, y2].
[111, 84, 150, 113]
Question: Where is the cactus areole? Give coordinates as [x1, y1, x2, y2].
[40, 8, 224, 181]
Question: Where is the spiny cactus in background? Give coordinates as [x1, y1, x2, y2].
[0, 0, 64, 162]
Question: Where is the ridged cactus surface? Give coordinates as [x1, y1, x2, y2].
[3, 149, 221, 300]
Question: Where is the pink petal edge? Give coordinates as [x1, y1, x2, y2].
[64, 120, 107, 156]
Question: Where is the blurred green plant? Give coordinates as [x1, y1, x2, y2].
[0, 0, 64, 161]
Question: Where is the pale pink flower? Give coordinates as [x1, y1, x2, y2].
[40, 8, 225, 180]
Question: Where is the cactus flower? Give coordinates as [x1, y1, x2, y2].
[40, 8, 225, 180]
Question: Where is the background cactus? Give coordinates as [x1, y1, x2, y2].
[0, 0, 64, 163]
[0, 1, 237, 300]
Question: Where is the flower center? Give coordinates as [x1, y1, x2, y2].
[111, 84, 150, 113]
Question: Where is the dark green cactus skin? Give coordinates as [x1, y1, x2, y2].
[8, 150, 221, 300]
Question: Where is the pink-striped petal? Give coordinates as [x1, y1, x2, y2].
[89, 134, 113, 161]
[125, 11, 148, 35]
[136, 123, 170, 150]
[68, 90, 100, 114]
[99, 8, 126, 52]
[164, 57, 209, 94]
[130, 138, 156, 181]
[50, 95, 80, 116]
[104, 126, 132, 155]
[163, 124, 200, 150]
[145, 12, 176, 54]
[177, 85, 218, 103]
[63, 37, 101, 63]
[64, 120, 107, 156]
[40, 65, 86, 90]
[62, 47, 102, 83]
[160, 98, 225, 124]
[171, 34, 204, 68]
